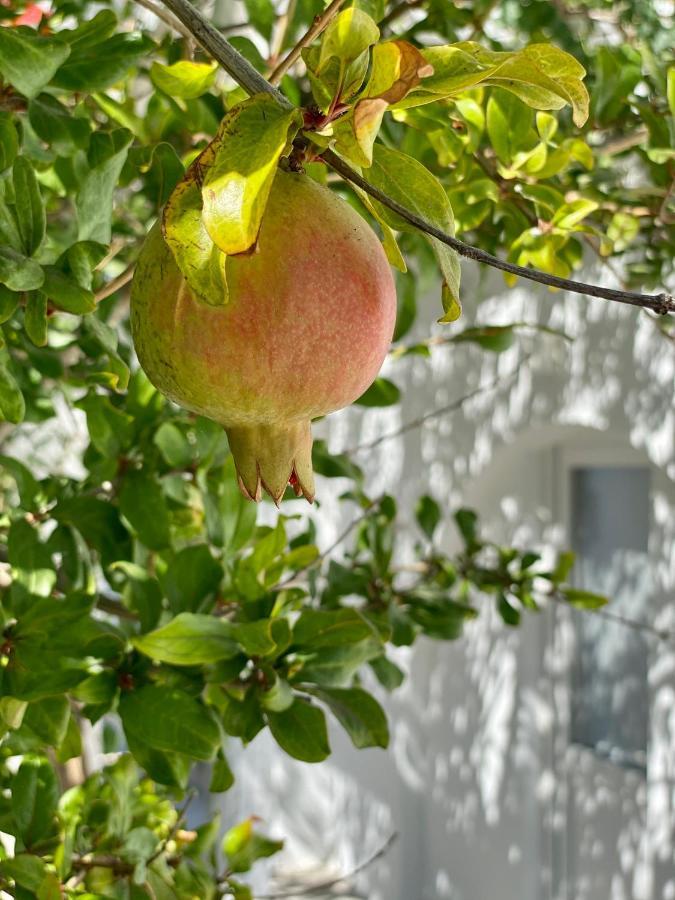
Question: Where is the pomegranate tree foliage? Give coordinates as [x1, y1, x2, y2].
[0, 0, 673, 896]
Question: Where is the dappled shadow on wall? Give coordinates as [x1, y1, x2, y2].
[232, 259, 675, 899]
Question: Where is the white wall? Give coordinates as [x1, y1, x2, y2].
[225, 259, 675, 900]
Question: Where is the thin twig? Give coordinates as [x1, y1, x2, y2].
[342, 354, 526, 455]
[268, 0, 348, 86]
[152, 0, 674, 315]
[551, 593, 675, 645]
[380, 0, 425, 29]
[268, 0, 298, 70]
[95, 264, 135, 303]
[134, 0, 194, 40]
[276, 498, 384, 589]
[255, 833, 397, 899]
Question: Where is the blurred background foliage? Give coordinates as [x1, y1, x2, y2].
[0, 0, 672, 896]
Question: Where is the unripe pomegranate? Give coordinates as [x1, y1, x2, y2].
[131, 167, 396, 503]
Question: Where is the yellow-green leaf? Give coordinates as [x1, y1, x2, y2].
[368, 145, 461, 320]
[400, 41, 589, 127]
[318, 8, 380, 72]
[200, 94, 302, 256]
[150, 60, 217, 100]
[163, 163, 228, 307]
[335, 40, 433, 167]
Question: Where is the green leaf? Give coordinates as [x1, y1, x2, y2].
[416, 494, 441, 540]
[296, 637, 383, 687]
[76, 129, 133, 244]
[318, 8, 380, 72]
[243, 0, 276, 40]
[0, 454, 40, 508]
[561, 587, 609, 610]
[8, 518, 56, 597]
[11, 757, 59, 846]
[551, 198, 599, 230]
[497, 593, 521, 626]
[210, 753, 235, 792]
[454, 508, 480, 551]
[23, 697, 70, 748]
[551, 550, 575, 583]
[162, 167, 228, 307]
[200, 95, 302, 256]
[51, 31, 154, 93]
[293, 608, 375, 649]
[406, 42, 589, 127]
[24, 291, 48, 347]
[221, 688, 265, 742]
[0, 855, 48, 892]
[668, 66, 675, 119]
[451, 325, 516, 353]
[41, 266, 96, 315]
[163, 544, 224, 613]
[309, 686, 389, 749]
[28, 93, 90, 155]
[231, 619, 277, 656]
[355, 377, 401, 407]
[0, 246, 44, 292]
[119, 469, 171, 550]
[267, 699, 330, 762]
[0, 27, 70, 98]
[133, 613, 240, 665]
[54, 496, 131, 567]
[0, 284, 18, 324]
[0, 111, 19, 171]
[369, 145, 461, 321]
[120, 685, 220, 761]
[150, 60, 217, 99]
[369, 655, 404, 690]
[486, 90, 535, 166]
[223, 819, 283, 874]
[0, 350, 25, 424]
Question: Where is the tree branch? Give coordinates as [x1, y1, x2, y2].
[134, 0, 194, 40]
[269, 0, 348, 85]
[151, 0, 674, 316]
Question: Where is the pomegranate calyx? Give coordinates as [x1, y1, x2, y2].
[226, 421, 315, 505]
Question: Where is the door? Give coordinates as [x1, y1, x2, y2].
[551, 445, 675, 900]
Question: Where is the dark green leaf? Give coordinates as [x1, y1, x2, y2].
[293, 608, 374, 649]
[11, 757, 59, 846]
[0, 351, 25, 424]
[12, 156, 45, 257]
[210, 753, 235, 792]
[163, 545, 224, 613]
[22, 696, 70, 747]
[0, 27, 70, 98]
[267, 699, 330, 762]
[76, 129, 133, 244]
[28, 93, 90, 154]
[0, 246, 44, 291]
[119, 469, 171, 550]
[415, 494, 441, 540]
[120, 685, 219, 761]
[51, 32, 155, 92]
[309, 686, 389, 749]
[41, 266, 96, 315]
[24, 291, 48, 347]
[133, 613, 239, 665]
[0, 111, 19, 171]
[355, 377, 401, 407]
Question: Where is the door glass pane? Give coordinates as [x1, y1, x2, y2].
[569, 466, 650, 768]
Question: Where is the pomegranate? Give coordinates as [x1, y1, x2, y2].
[131, 167, 396, 504]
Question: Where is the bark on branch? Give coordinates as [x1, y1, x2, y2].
[148, 0, 674, 316]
